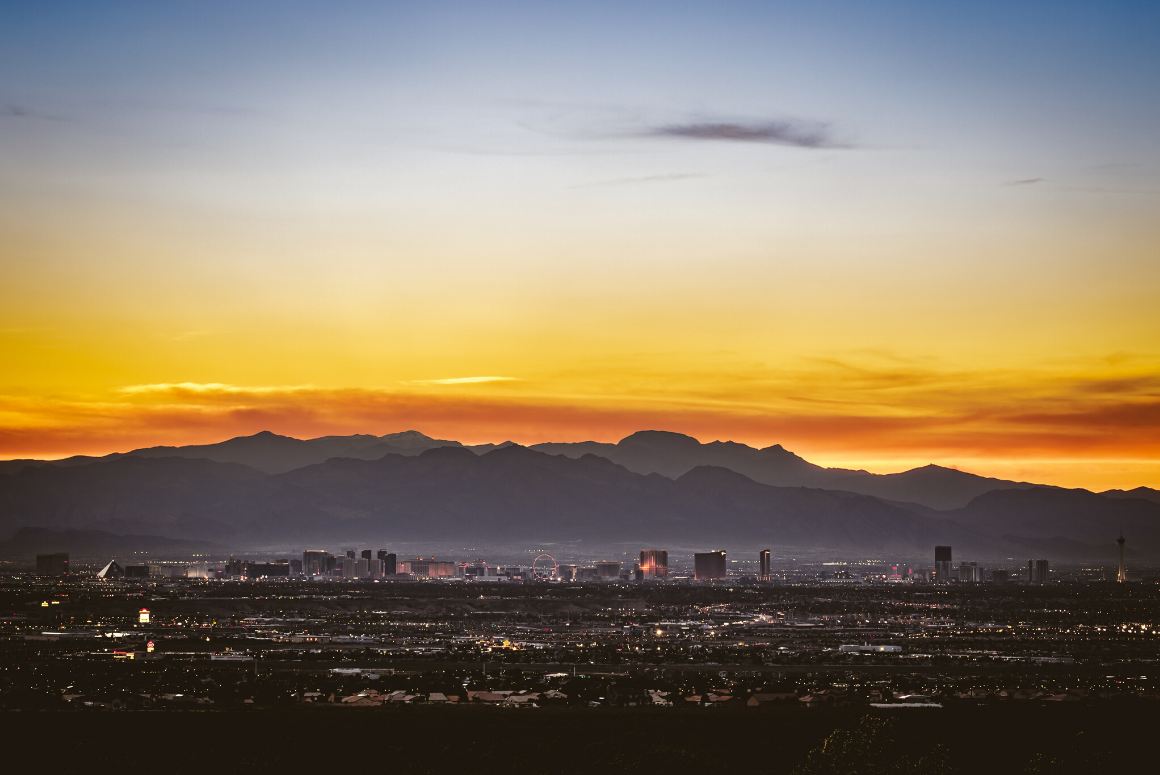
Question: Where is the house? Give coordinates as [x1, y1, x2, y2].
[504, 693, 540, 708]
[648, 690, 672, 706]
[469, 691, 508, 704]
[747, 692, 796, 706]
[387, 691, 418, 703]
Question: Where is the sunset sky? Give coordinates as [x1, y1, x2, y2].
[2, 1, 1158, 489]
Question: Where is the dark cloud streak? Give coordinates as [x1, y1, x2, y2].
[648, 120, 846, 148]
[2, 104, 69, 121]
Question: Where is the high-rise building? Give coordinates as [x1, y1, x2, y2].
[356, 558, 369, 578]
[378, 551, 397, 575]
[346, 550, 356, 560]
[991, 569, 1008, 583]
[1028, 559, 1049, 583]
[404, 559, 458, 578]
[639, 550, 668, 578]
[959, 561, 981, 583]
[934, 546, 952, 582]
[595, 561, 621, 579]
[303, 550, 329, 575]
[36, 552, 69, 576]
[1117, 534, 1126, 583]
[759, 550, 771, 581]
[694, 551, 727, 580]
[244, 561, 289, 578]
[342, 557, 357, 579]
[361, 549, 372, 561]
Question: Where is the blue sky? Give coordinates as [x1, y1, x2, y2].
[2, 1, 1159, 488]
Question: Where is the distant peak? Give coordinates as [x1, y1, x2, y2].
[759, 443, 802, 456]
[237, 430, 295, 441]
[382, 430, 432, 440]
[758, 443, 809, 461]
[485, 442, 527, 454]
[618, 430, 700, 446]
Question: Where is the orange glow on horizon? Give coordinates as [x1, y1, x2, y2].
[2, 357, 1158, 490]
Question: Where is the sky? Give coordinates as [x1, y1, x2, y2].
[1, 1, 1159, 489]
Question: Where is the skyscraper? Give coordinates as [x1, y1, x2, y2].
[1117, 534, 1126, 583]
[639, 549, 668, 578]
[361, 549, 372, 561]
[694, 551, 727, 580]
[1028, 559, 1049, 583]
[759, 550, 770, 581]
[934, 546, 952, 582]
[378, 551, 397, 575]
[959, 561, 981, 583]
[303, 550, 328, 575]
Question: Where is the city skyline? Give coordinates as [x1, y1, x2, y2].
[2, 3, 1156, 767]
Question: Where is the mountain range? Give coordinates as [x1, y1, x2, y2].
[1, 430, 1157, 559]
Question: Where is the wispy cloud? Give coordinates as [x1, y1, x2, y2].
[407, 376, 519, 385]
[2, 104, 68, 121]
[1007, 178, 1043, 186]
[647, 120, 846, 149]
[119, 382, 313, 395]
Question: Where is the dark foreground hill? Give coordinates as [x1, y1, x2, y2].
[0, 444, 1155, 557]
[7, 707, 1154, 775]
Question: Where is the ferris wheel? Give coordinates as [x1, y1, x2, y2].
[532, 553, 558, 580]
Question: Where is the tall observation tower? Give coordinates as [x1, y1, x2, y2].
[1117, 533, 1126, 583]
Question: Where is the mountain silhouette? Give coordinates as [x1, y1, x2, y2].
[2, 443, 1155, 557]
[531, 430, 1035, 509]
[1101, 486, 1160, 505]
[0, 430, 463, 476]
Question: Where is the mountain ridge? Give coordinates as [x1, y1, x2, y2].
[1, 428, 1044, 510]
[1, 442, 1155, 558]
